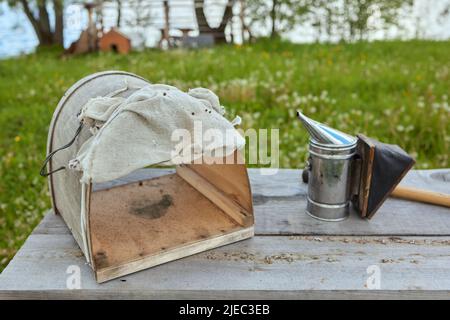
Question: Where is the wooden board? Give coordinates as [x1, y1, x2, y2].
[176, 166, 252, 227]
[186, 152, 253, 214]
[1, 169, 449, 299]
[94, 168, 450, 236]
[251, 168, 450, 235]
[1, 218, 450, 299]
[89, 173, 252, 282]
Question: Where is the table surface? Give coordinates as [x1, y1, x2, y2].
[1, 168, 449, 299]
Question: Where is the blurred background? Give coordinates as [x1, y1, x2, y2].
[1, 0, 450, 57]
[0, 0, 449, 271]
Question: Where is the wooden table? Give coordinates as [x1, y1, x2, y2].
[1, 169, 449, 299]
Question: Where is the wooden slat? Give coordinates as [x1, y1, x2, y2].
[92, 168, 176, 191]
[95, 226, 254, 283]
[33, 212, 71, 235]
[251, 168, 450, 236]
[176, 165, 252, 227]
[1, 215, 450, 299]
[186, 151, 254, 214]
[91, 168, 450, 236]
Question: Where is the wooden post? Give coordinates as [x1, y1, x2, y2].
[84, 3, 97, 52]
[239, 0, 245, 43]
[95, 1, 104, 36]
[163, 0, 170, 48]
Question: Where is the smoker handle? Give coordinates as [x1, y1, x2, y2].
[391, 186, 450, 208]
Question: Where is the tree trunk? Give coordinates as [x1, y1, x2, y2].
[270, 0, 278, 38]
[194, 0, 234, 44]
[20, 0, 64, 47]
[194, 0, 211, 33]
[53, 0, 64, 46]
[116, 0, 122, 27]
[239, 0, 245, 43]
[37, 1, 53, 44]
[163, 0, 170, 47]
[20, 0, 45, 44]
[217, 0, 233, 30]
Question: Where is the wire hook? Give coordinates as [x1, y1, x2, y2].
[40, 122, 83, 177]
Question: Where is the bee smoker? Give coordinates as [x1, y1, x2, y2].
[297, 112, 415, 221]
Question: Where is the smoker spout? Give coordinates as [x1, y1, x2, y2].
[296, 111, 357, 146]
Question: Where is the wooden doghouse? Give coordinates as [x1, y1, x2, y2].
[99, 28, 131, 54]
[45, 71, 254, 282]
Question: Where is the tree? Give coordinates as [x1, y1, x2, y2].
[306, 0, 413, 42]
[245, 0, 310, 38]
[238, 0, 255, 43]
[341, 0, 413, 41]
[7, 0, 64, 47]
[116, 0, 121, 27]
[438, 0, 450, 24]
[124, 0, 154, 48]
[194, 0, 234, 43]
[308, 0, 340, 42]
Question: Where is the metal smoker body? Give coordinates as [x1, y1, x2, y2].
[298, 112, 357, 221]
[298, 112, 415, 221]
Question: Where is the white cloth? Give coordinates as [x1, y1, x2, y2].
[69, 84, 245, 183]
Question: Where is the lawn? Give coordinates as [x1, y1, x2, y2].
[0, 39, 449, 271]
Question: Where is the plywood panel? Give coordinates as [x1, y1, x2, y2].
[89, 173, 240, 273]
[187, 151, 253, 214]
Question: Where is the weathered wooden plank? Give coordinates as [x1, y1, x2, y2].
[252, 168, 450, 236]
[401, 169, 450, 194]
[1, 289, 449, 300]
[33, 211, 71, 235]
[1, 213, 450, 299]
[91, 168, 450, 236]
[1, 169, 448, 299]
[92, 168, 176, 191]
[37, 196, 450, 238]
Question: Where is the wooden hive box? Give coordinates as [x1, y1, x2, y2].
[45, 71, 254, 283]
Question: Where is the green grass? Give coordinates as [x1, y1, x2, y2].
[0, 39, 449, 271]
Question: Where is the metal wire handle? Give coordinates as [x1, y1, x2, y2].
[40, 81, 142, 178]
[39, 122, 83, 177]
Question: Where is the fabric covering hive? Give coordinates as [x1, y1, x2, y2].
[69, 84, 245, 183]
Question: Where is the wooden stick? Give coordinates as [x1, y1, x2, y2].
[391, 186, 450, 208]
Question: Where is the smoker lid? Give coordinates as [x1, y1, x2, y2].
[297, 111, 357, 147]
[354, 134, 415, 219]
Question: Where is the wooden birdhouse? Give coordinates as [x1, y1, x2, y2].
[44, 71, 254, 283]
